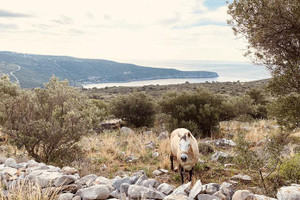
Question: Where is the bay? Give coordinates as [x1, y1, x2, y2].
[83, 60, 271, 88]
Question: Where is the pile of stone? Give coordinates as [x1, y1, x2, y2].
[0, 157, 299, 200]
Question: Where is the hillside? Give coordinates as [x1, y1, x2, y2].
[0, 51, 218, 88]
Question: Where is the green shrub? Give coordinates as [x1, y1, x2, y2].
[159, 88, 224, 137]
[0, 76, 101, 165]
[268, 95, 300, 130]
[91, 99, 109, 118]
[233, 132, 258, 169]
[229, 95, 256, 121]
[110, 92, 155, 127]
[246, 88, 268, 105]
[280, 154, 300, 184]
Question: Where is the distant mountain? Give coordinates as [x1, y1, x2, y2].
[0, 51, 218, 88]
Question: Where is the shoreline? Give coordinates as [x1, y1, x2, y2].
[82, 77, 268, 89]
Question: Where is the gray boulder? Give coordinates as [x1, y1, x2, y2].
[230, 174, 252, 183]
[253, 194, 277, 200]
[128, 185, 166, 199]
[153, 169, 168, 176]
[232, 190, 252, 200]
[112, 177, 131, 191]
[57, 193, 74, 200]
[172, 182, 191, 195]
[214, 139, 236, 147]
[202, 183, 220, 195]
[220, 182, 234, 200]
[120, 183, 130, 195]
[135, 174, 148, 185]
[164, 194, 188, 200]
[110, 189, 120, 198]
[92, 176, 114, 186]
[4, 158, 17, 168]
[213, 191, 227, 200]
[35, 171, 63, 188]
[125, 155, 138, 163]
[152, 152, 160, 158]
[145, 141, 155, 149]
[142, 179, 160, 188]
[60, 184, 81, 193]
[76, 185, 110, 200]
[75, 174, 97, 186]
[120, 127, 134, 135]
[26, 159, 40, 168]
[277, 185, 300, 200]
[62, 166, 78, 175]
[54, 175, 77, 187]
[157, 183, 175, 195]
[189, 180, 202, 200]
[197, 194, 221, 200]
[211, 151, 230, 162]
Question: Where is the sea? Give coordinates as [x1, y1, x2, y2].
[83, 60, 271, 88]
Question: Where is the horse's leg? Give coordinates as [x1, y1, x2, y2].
[189, 167, 194, 182]
[170, 154, 174, 171]
[180, 166, 184, 184]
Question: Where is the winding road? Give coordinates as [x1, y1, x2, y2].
[10, 64, 21, 84]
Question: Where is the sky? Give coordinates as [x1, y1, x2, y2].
[0, 0, 249, 62]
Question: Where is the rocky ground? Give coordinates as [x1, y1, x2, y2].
[0, 157, 299, 200]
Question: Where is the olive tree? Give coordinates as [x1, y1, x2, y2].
[110, 92, 156, 127]
[228, 0, 300, 94]
[228, 0, 300, 127]
[0, 75, 102, 165]
[159, 88, 224, 137]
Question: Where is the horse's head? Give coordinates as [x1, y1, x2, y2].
[179, 132, 192, 163]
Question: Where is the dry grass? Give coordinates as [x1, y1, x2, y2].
[0, 181, 59, 200]
[0, 119, 298, 193]
[74, 130, 169, 178]
[0, 143, 28, 163]
[220, 120, 280, 143]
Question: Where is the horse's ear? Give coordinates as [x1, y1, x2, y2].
[188, 132, 191, 137]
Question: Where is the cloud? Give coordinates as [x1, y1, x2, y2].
[0, 23, 18, 31]
[0, 9, 32, 18]
[0, 0, 248, 62]
[52, 15, 73, 25]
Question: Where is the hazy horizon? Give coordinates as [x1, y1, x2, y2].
[0, 0, 250, 63]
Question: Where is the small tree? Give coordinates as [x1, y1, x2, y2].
[228, 0, 300, 95]
[110, 92, 156, 127]
[159, 88, 224, 137]
[268, 95, 300, 130]
[228, 0, 300, 128]
[0, 75, 101, 165]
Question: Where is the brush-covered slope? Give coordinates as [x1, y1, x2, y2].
[0, 51, 218, 88]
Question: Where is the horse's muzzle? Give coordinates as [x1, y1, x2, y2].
[181, 154, 188, 162]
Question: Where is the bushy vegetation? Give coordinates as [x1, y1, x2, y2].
[280, 153, 300, 184]
[159, 87, 267, 137]
[233, 131, 288, 196]
[268, 95, 300, 130]
[228, 0, 300, 130]
[0, 75, 103, 165]
[110, 92, 156, 127]
[159, 88, 225, 137]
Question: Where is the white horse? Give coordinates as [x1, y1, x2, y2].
[170, 128, 200, 183]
